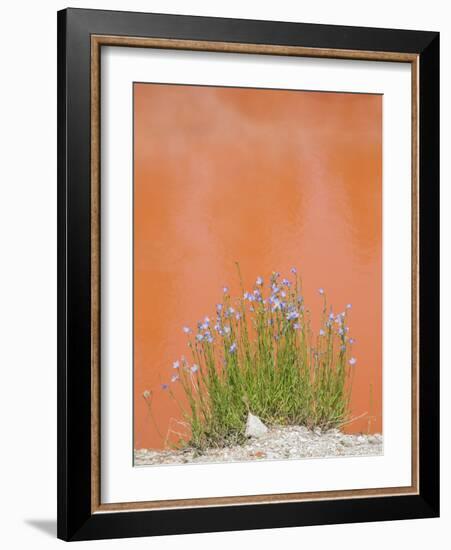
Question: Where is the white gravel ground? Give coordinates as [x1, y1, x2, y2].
[134, 426, 383, 466]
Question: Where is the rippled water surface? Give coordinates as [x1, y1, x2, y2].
[133, 84, 382, 450]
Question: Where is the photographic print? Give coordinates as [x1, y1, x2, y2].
[133, 83, 383, 467]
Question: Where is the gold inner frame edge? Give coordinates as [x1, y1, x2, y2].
[90, 35, 420, 514]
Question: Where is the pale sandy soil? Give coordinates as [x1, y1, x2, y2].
[134, 426, 383, 466]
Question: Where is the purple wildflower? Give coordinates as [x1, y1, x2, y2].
[224, 307, 233, 318]
[253, 289, 263, 301]
[349, 357, 357, 366]
[223, 286, 229, 294]
[286, 310, 299, 321]
[170, 374, 179, 383]
[256, 276, 264, 286]
[191, 364, 199, 373]
[229, 342, 237, 354]
[161, 384, 169, 391]
[290, 267, 297, 274]
[182, 326, 192, 334]
[318, 288, 324, 295]
[319, 329, 325, 336]
[172, 360, 180, 369]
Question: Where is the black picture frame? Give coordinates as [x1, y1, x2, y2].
[57, 7, 439, 542]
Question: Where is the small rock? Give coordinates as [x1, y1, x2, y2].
[245, 412, 269, 438]
[250, 451, 266, 458]
[367, 435, 379, 445]
[314, 427, 322, 436]
[356, 435, 366, 444]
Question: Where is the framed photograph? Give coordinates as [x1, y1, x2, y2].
[57, 8, 439, 541]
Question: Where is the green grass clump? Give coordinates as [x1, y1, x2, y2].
[154, 265, 357, 450]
